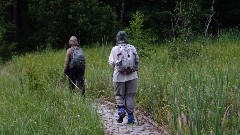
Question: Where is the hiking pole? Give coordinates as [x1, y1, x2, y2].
[84, 78, 89, 90]
[65, 74, 89, 90]
[65, 74, 80, 90]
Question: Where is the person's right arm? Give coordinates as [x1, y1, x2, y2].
[109, 47, 116, 74]
[64, 48, 72, 75]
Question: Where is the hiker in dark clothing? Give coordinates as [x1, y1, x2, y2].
[64, 36, 85, 96]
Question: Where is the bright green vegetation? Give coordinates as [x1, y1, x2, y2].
[85, 37, 240, 134]
[0, 35, 239, 134]
[0, 50, 104, 134]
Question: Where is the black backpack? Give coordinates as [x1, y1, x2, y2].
[70, 47, 85, 69]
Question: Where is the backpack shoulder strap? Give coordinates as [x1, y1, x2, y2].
[117, 44, 123, 55]
[128, 44, 137, 54]
[71, 47, 77, 58]
[79, 48, 84, 53]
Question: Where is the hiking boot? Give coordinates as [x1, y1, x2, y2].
[117, 108, 126, 123]
[127, 113, 135, 124]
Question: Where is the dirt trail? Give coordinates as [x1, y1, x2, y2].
[96, 100, 169, 135]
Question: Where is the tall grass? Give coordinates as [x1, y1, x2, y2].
[84, 32, 240, 134]
[84, 43, 115, 101]
[1, 31, 239, 134]
[136, 41, 240, 134]
[0, 50, 104, 134]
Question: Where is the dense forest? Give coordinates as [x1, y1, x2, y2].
[0, 0, 240, 60]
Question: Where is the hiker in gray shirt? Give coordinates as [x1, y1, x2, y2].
[109, 31, 139, 124]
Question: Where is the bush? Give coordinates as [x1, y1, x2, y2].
[167, 40, 202, 61]
[124, 11, 158, 59]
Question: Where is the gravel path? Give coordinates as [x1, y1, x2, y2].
[96, 100, 169, 135]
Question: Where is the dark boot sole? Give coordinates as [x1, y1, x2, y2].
[117, 112, 126, 123]
[127, 120, 135, 124]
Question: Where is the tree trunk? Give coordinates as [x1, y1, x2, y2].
[205, 0, 215, 37]
[17, 0, 28, 42]
[120, 0, 125, 24]
[6, 1, 19, 43]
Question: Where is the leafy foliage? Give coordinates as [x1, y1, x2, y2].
[0, 1, 15, 61]
[171, 0, 203, 40]
[124, 11, 158, 59]
[27, 0, 117, 49]
[125, 11, 157, 48]
[167, 1, 205, 61]
[68, 0, 117, 44]
[0, 0, 240, 60]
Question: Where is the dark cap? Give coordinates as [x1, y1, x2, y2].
[116, 31, 128, 38]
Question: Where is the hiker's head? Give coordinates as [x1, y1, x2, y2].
[69, 36, 79, 46]
[116, 31, 128, 43]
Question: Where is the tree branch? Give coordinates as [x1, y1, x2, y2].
[204, 0, 215, 37]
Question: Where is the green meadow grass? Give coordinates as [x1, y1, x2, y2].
[0, 50, 104, 135]
[84, 39, 240, 134]
[1, 34, 239, 134]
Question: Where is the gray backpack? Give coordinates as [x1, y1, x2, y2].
[116, 44, 139, 74]
[70, 47, 85, 69]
